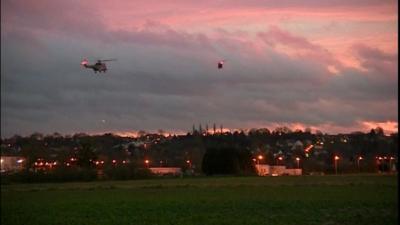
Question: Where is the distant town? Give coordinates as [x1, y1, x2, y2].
[1, 125, 398, 182]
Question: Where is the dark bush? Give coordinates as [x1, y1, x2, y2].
[2, 167, 97, 183]
[104, 164, 153, 180]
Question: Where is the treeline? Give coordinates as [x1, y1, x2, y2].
[1, 127, 398, 179]
[2, 165, 154, 184]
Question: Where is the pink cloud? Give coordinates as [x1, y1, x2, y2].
[257, 26, 341, 72]
[110, 22, 215, 50]
[93, 0, 397, 31]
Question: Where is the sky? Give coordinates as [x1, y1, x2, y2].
[1, 0, 398, 137]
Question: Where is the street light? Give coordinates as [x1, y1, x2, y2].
[334, 156, 340, 175]
[375, 156, 382, 172]
[277, 156, 283, 165]
[357, 156, 363, 172]
[295, 157, 300, 169]
[186, 160, 192, 169]
[144, 159, 149, 167]
[257, 155, 263, 165]
[389, 157, 395, 173]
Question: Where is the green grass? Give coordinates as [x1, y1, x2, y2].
[1, 175, 398, 225]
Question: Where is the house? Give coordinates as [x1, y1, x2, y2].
[255, 164, 302, 176]
[1, 156, 26, 173]
[149, 167, 182, 176]
[255, 164, 270, 176]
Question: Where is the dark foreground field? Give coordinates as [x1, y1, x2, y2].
[1, 175, 398, 225]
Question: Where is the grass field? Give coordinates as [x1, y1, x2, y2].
[1, 175, 398, 225]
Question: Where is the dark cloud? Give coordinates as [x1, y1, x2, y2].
[352, 44, 398, 77]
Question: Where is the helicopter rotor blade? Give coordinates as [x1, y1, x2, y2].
[99, 59, 117, 62]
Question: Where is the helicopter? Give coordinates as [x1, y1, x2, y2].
[217, 60, 225, 69]
[81, 58, 116, 73]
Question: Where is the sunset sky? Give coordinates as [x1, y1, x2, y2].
[1, 0, 398, 137]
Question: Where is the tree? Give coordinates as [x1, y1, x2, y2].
[304, 127, 312, 134]
[374, 127, 384, 136]
[202, 146, 255, 175]
[77, 143, 98, 168]
[157, 129, 165, 136]
[137, 130, 147, 137]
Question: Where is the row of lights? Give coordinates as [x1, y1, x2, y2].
[375, 156, 396, 161]
[253, 155, 341, 174]
[253, 155, 300, 168]
[254, 154, 396, 173]
[143, 159, 192, 166]
[32, 158, 192, 168]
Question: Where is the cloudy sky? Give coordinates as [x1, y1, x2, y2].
[1, 0, 398, 137]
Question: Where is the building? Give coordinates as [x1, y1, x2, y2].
[149, 167, 182, 176]
[255, 164, 302, 176]
[255, 164, 270, 176]
[1, 156, 26, 173]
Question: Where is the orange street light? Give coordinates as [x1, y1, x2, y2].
[145, 159, 150, 167]
[357, 156, 363, 171]
[375, 156, 383, 173]
[257, 155, 263, 165]
[334, 156, 340, 175]
[389, 157, 395, 173]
